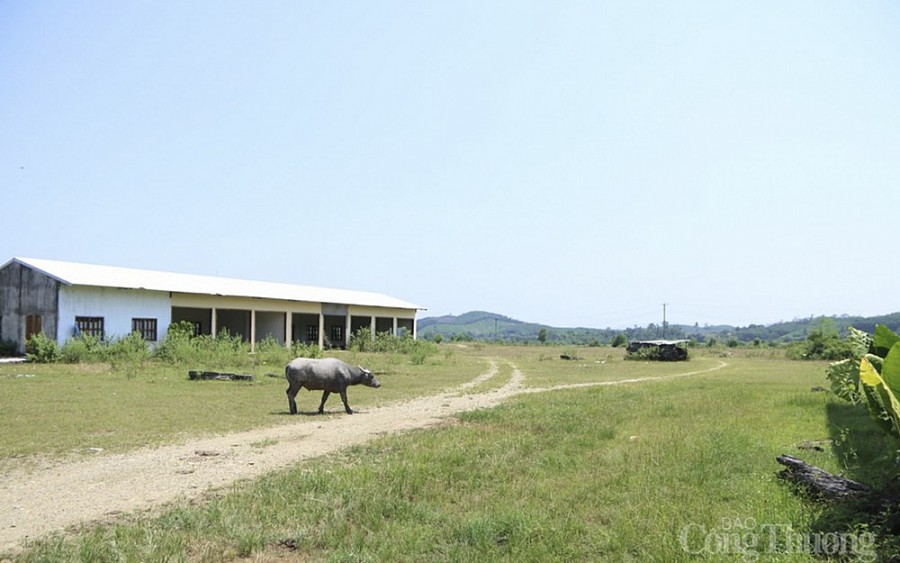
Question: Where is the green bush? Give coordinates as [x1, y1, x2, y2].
[349, 327, 375, 352]
[624, 346, 661, 361]
[786, 326, 854, 361]
[61, 333, 108, 363]
[154, 321, 200, 364]
[107, 332, 151, 372]
[254, 335, 293, 367]
[290, 341, 322, 359]
[408, 341, 436, 365]
[349, 327, 438, 364]
[25, 332, 60, 363]
[193, 330, 252, 369]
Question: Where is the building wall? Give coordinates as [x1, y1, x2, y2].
[348, 305, 418, 337]
[0, 260, 419, 354]
[172, 294, 419, 345]
[58, 285, 172, 342]
[171, 293, 321, 314]
[0, 262, 60, 352]
[255, 311, 286, 343]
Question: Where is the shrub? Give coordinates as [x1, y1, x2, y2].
[290, 341, 322, 359]
[60, 333, 107, 363]
[349, 328, 374, 352]
[107, 332, 151, 375]
[154, 321, 199, 364]
[625, 345, 661, 361]
[408, 340, 438, 365]
[254, 335, 292, 367]
[25, 332, 60, 363]
[786, 326, 855, 361]
[349, 327, 438, 363]
[611, 334, 627, 348]
[193, 330, 252, 369]
[814, 319, 853, 360]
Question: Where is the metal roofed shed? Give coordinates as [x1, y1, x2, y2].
[626, 339, 689, 361]
[0, 257, 424, 354]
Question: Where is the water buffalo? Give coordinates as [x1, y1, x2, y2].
[285, 357, 381, 415]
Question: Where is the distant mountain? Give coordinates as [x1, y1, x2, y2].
[417, 311, 900, 345]
[418, 311, 635, 344]
[418, 311, 553, 341]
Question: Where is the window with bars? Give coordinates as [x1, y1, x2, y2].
[132, 318, 158, 341]
[306, 325, 319, 343]
[75, 317, 104, 339]
[330, 325, 343, 343]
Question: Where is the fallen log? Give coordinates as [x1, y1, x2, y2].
[188, 371, 254, 381]
[776, 455, 871, 500]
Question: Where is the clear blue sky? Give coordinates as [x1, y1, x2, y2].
[3, 2, 899, 329]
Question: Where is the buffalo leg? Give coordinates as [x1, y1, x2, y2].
[317, 390, 331, 414]
[286, 382, 301, 415]
[339, 390, 353, 414]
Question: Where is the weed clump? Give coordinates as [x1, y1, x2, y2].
[349, 328, 437, 364]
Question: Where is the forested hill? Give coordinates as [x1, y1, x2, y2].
[417, 311, 900, 345]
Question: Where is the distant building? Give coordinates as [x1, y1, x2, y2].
[0, 257, 423, 354]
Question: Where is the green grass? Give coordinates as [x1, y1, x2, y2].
[0, 349, 485, 464]
[5, 346, 897, 561]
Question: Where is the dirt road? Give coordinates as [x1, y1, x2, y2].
[0, 359, 725, 554]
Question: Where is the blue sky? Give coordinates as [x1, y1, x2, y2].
[2, 2, 899, 329]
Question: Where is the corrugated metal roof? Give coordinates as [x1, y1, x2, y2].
[7, 257, 424, 311]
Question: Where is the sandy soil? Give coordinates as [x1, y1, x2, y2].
[0, 359, 725, 555]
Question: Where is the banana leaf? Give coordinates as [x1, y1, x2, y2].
[874, 325, 900, 358]
[860, 355, 900, 438]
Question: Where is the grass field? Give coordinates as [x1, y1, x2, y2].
[2, 344, 896, 561]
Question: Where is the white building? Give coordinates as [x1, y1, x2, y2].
[0, 257, 423, 353]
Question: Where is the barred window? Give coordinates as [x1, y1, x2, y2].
[75, 317, 104, 339]
[330, 325, 343, 343]
[306, 325, 319, 343]
[132, 318, 158, 341]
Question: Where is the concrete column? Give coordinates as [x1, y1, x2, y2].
[392, 317, 398, 337]
[211, 308, 217, 337]
[250, 310, 257, 351]
[345, 315, 352, 348]
[413, 317, 418, 340]
[285, 312, 292, 347]
[370, 316, 376, 341]
[318, 313, 325, 349]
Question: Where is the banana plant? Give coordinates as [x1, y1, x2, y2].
[825, 327, 873, 404]
[857, 325, 900, 438]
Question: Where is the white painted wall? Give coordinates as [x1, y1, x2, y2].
[255, 311, 286, 343]
[57, 285, 172, 343]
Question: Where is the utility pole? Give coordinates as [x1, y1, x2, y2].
[662, 303, 667, 339]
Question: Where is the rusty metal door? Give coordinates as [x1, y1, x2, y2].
[25, 314, 42, 339]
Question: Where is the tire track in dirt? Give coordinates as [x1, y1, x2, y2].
[0, 358, 726, 555]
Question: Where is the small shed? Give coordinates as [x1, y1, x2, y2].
[626, 339, 689, 361]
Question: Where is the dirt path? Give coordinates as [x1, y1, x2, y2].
[0, 359, 727, 554]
